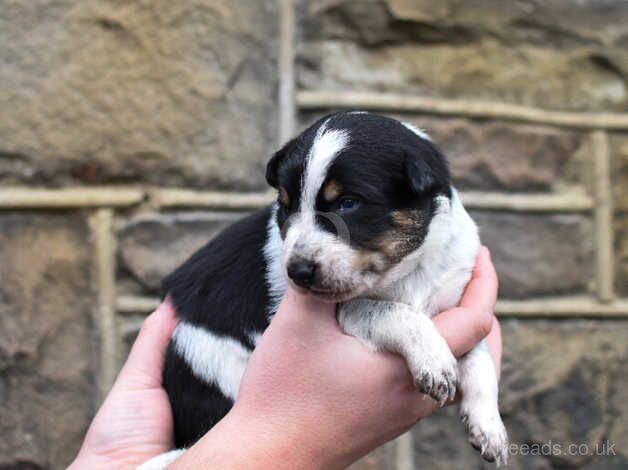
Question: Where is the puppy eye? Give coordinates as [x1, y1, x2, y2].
[337, 197, 361, 213]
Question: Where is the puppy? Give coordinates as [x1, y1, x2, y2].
[139, 112, 508, 469]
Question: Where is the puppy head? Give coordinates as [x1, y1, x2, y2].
[267, 112, 451, 302]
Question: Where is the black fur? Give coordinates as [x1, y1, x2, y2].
[162, 207, 272, 447]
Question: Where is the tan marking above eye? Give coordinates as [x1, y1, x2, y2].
[323, 179, 343, 202]
[279, 187, 290, 206]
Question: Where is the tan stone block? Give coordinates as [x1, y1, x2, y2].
[118, 212, 247, 291]
[0, 1, 279, 188]
[299, 0, 628, 110]
[0, 213, 96, 469]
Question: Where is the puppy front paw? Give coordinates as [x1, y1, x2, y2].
[409, 345, 458, 405]
[461, 404, 508, 465]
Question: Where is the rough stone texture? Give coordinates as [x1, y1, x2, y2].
[0, 213, 96, 469]
[616, 214, 628, 296]
[298, 0, 628, 110]
[409, 320, 628, 470]
[0, 1, 278, 189]
[609, 134, 627, 296]
[397, 117, 587, 192]
[611, 134, 628, 212]
[118, 212, 247, 292]
[471, 212, 594, 298]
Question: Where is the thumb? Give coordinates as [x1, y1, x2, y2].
[115, 299, 178, 390]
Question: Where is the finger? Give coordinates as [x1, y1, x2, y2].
[432, 246, 497, 357]
[459, 246, 499, 314]
[433, 305, 494, 358]
[116, 299, 178, 388]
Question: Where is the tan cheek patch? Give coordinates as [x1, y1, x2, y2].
[351, 250, 389, 273]
[322, 179, 343, 202]
[352, 211, 425, 273]
[279, 187, 290, 206]
[371, 234, 407, 260]
[391, 209, 422, 228]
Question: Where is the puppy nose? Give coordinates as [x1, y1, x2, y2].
[287, 260, 317, 288]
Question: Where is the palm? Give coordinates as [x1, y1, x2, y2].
[70, 304, 178, 469]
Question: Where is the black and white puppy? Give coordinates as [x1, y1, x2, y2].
[139, 112, 508, 469]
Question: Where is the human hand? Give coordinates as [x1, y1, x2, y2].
[69, 301, 177, 470]
[172, 246, 501, 469]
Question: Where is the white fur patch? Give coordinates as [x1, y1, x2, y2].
[402, 121, 431, 141]
[264, 204, 287, 317]
[172, 322, 250, 401]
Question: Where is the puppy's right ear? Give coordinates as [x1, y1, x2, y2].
[266, 138, 296, 188]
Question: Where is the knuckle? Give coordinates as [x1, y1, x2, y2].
[477, 310, 494, 338]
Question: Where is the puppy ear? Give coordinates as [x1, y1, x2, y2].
[266, 138, 296, 188]
[404, 152, 435, 194]
[403, 142, 450, 195]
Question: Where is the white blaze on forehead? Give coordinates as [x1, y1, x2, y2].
[301, 123, 349, 212]
[402, 121, 431, 141]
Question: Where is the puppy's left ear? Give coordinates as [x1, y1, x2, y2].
[266, 138, 296, 188]
[403, 142, 450, 195]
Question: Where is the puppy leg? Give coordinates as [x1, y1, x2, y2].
[137, 449, 185, 470]
[339, 299, 457, 405]
[459, 340, 508, 465]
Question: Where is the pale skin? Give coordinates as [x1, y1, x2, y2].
[70, 247, 501, 470]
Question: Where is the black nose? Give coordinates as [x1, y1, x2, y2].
[287, 260, 317, 288]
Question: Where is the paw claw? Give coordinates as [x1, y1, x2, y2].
[414, 362, 457, 405]
[461, 407, 508, 465]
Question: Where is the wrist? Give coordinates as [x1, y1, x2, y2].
[67, 452, 114, 470]
[171, 403, 334, 470]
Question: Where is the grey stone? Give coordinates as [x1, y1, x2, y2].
[471, 212, 594, 298]
[499, 320, 628, 470]
[615, 214, 628, 296]
[611, 134, 628, 212]
[299, 0, 628, 110]
[118, 212, 247, 291]
[0, 213, 96, 469]
[399, 117, 585, 192]
[0, 1, 279, 189]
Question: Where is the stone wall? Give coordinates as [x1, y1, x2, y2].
[1, 1, 627, 469]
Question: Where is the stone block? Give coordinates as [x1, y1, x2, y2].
[0, 1, 279, 189]
[611, 134, 628, 212]
[472, 212, 594, 298]
[118, 212, 247, 292]
[615, 213, 628, 296]
[400, 117, 586, 192]
[299, 0, 628, 110]
[0, 213, 96, 469]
